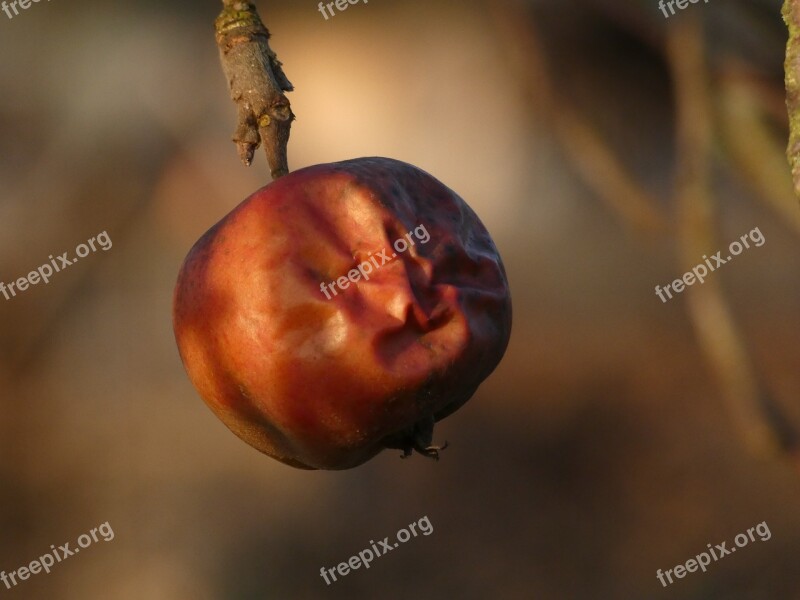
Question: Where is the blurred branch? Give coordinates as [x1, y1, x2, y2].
[486, 0, 799, 465]
[215, 1, 294, 179]
[485, 0, 669, 235]
[668, 17, 798, 462]
[718, 65, 800, 236]
[783, 0, 800, 199]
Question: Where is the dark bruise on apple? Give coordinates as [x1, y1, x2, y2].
[172, 157, 512, 470]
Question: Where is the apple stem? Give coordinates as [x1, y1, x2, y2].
[215, 1, 294, 179]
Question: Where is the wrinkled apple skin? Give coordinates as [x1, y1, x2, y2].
[173, 157, 511, 470]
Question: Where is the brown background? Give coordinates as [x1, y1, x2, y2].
[0, 0, 798, 598]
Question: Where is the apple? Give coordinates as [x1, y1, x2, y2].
[173, 157, 511, 470]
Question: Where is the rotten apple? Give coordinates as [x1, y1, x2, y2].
[173, 157, 511, 470]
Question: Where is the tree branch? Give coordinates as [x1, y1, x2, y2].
[485, 0, 669, 235]
[783, 0, 800, 199]
[669, 16, 798, 462]
[215, 1, 294, 179]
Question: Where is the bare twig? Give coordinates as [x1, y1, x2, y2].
[718, 65, 800, 236]
[485, 0, 669, 235]
[783, 0, 800, 199]
[668, 16, 797, 461]
[215, 1, 294, 179]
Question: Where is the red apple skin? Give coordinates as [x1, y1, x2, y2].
[173, 157, 511, 470]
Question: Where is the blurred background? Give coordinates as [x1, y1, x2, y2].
[1, 0, 799, 598]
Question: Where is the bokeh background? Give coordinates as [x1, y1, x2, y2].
[1, 0, 799, 598]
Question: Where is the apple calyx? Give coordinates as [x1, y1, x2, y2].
[383, 415, 449, 461]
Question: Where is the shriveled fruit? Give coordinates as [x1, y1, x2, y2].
[173, 157, 511, 470]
